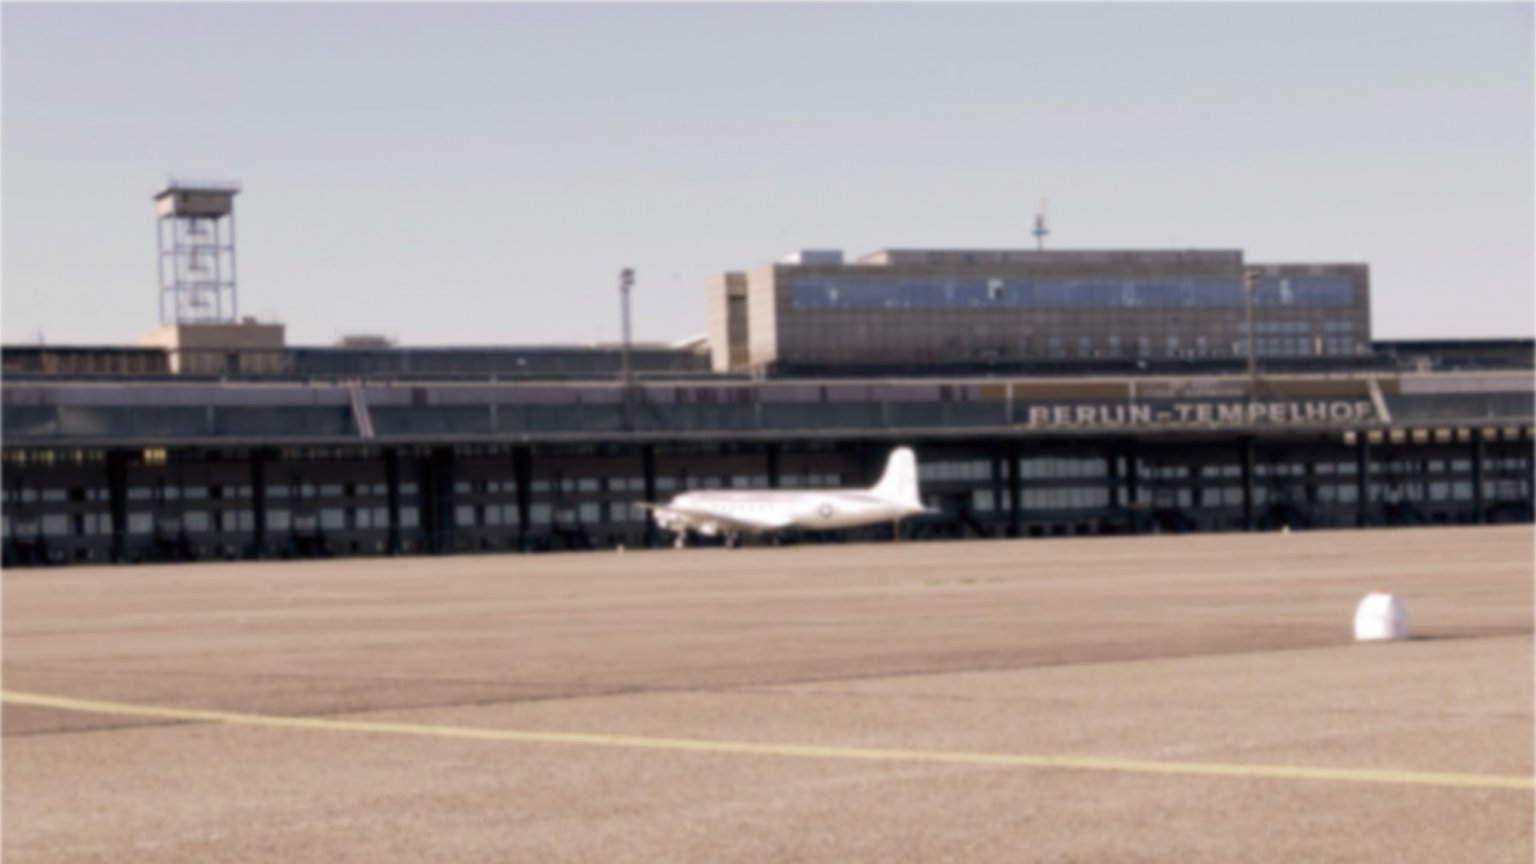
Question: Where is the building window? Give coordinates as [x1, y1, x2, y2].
[790, 276, 1354, 310]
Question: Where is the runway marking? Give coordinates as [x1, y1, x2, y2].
[5, 689, 1532, 791]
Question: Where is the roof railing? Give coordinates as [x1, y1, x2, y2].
[163, 178, 243, 193]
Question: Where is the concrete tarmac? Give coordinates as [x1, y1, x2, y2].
[4, 526, 1532, 862]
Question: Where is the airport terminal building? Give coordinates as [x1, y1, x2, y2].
[710, 249, 1371, 374]
[3, 245, 1531, 567]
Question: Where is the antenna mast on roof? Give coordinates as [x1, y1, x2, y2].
[1033, 200, 1050, 251]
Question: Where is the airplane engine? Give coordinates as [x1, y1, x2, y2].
[651, 509, 687, 532]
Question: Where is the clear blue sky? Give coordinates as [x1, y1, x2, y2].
[3, 2, 1532, 346]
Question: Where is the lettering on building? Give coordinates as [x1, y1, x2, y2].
[1022, 400, 1377, 429]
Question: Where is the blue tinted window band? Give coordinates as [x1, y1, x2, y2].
[791, 278, 1354, 309]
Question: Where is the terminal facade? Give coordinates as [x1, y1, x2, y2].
[3, 369, 1531, 566]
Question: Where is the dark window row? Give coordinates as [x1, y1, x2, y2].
[791, 277, 1355, 310]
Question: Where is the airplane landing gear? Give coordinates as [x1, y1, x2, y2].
[674, 533, 687, 550]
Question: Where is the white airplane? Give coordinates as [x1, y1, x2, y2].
[641, 447, 933, 548]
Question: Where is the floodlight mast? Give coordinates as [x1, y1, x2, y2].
[153, 179, 241, 325]
[1245, 269, 1259, 400]
[619, 268, 635, 388]
[619, 268, 636, 430]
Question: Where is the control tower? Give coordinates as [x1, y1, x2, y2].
[154, 179, 241, 324]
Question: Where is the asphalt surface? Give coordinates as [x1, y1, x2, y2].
[4, 526, 1532, 862]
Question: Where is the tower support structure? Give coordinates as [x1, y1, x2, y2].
[154, 180, 241, 324]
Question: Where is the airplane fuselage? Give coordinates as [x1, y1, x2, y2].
[663, 490, 914, 533]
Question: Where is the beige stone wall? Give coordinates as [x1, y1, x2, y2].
[744, 265, 780, 370]
[706, 273, 749, 373]
[138, 321, 287, 375]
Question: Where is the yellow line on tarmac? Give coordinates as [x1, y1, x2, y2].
[5, 689, 1531, 791]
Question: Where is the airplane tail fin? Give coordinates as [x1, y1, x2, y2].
[870, 447, 923, 511]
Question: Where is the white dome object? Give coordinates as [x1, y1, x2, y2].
[1354, 592, 1410, 642]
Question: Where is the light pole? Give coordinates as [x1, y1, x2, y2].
[1244, 269, 1259, 401]
[619, 268, 635, 389]
[619, 268, 636, 430]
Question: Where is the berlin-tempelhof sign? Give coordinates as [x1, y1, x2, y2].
[1021, 400, 1379, 429]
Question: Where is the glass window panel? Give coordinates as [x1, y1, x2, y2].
[790, 277, 1359, 310]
